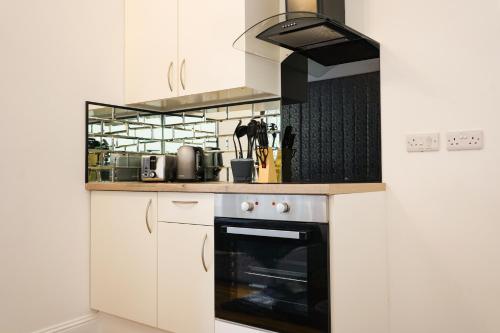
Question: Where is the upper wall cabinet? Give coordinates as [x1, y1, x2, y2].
[125, 0, 178, 104]
[125, 0, 280, 108]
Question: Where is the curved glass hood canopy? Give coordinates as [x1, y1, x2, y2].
[233, 12, 379, 67]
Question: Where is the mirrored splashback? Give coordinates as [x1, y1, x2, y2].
[86, 99, 281, 183]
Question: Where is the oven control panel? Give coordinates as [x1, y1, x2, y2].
[215, 194, 328, 223]
[241, 200, 289, 214]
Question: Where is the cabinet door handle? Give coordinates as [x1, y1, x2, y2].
[171, 200, 199, 205]
[180, 59, 186, 90]
[145, 199, 152, 234]
[167, 61, 174, 92]
[201, 234, 208, 272]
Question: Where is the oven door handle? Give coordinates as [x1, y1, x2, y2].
[222, 226, 309, 240]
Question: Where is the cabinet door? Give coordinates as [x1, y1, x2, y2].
[178, 0, 245, 96]
[91, 191, 157, 327]
[125, 0, 178, 104]
[158, 222, 214, 333]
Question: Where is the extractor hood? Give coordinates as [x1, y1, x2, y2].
[233, 0, 379, 67]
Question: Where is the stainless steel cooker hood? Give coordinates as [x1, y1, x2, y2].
[233, 0, 379, 66]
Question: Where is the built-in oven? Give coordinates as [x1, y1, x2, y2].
[214, 194, 330, 333]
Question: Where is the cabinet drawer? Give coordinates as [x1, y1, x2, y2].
[158, 192, 214, 225]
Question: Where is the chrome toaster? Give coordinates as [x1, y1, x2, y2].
[141, 155, 176, 182]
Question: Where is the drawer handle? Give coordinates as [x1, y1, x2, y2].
[201, 234, 208, 272]
[171, 200, 199, 205]
[145, 199, 152, 234]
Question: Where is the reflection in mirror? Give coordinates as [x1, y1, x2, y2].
[87, 99, 281, 183]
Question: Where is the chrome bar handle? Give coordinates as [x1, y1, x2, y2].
[167, 61, 174, 92]
[201, 234, 208, 272]
[180, 59, 186, 90]
[171, 200, 199, 205]
[145, 199, 152, 234]
[224, 227, 307, 240]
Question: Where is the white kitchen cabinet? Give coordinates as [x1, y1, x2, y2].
[158, 222, 214, 333]
[125, 0, 178, 104]
[329, 192, 389, 333]
[125, 0, 280, 106]
[177, 0, 243, 96]
[90, 191, 158, 327]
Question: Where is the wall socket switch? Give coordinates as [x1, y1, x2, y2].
[447, 130, 484, 151]
[406, 133, 440, 152]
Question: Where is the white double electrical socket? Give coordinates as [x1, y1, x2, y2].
[447, 130, 484, 151]
[406, 133, 440, 152]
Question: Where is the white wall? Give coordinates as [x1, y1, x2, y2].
[0, 1, 124, 332]
[2, 1, 499, 333]
[347, 1, 500, 333]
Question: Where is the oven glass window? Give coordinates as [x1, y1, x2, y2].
[215, 218, 329, 333]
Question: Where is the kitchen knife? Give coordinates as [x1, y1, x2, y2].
[282, 126, 292, 148]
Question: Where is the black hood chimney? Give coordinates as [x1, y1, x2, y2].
[286, 0, 345, 24]
[235, 0, 379, 67]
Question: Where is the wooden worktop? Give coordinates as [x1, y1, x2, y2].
[85, 181, 385, 195]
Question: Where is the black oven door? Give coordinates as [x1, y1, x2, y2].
[215, 217, 329, 333]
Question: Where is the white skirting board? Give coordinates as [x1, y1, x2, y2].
[31, 312, 168, 333]
[32, 315, 272, 333]
[31, 313, 99, 333]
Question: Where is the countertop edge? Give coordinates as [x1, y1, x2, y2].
[85, 182, 386, 195]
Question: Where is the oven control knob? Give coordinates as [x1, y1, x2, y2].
[240, 201, 254, 212]
[276, 202, 290, 214]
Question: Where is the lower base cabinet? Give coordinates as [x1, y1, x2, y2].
[90, 191, 387, 333]
[90, 191, 158, 327]
[158, 222, 214, 333]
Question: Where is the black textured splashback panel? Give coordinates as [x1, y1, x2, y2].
[281, 71, 381, 183]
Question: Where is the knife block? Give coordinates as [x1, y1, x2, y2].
[257, 148, 277, 183]
[275, 148, 282, 183]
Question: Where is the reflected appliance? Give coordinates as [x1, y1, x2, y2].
[141, 155, 177, 182]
